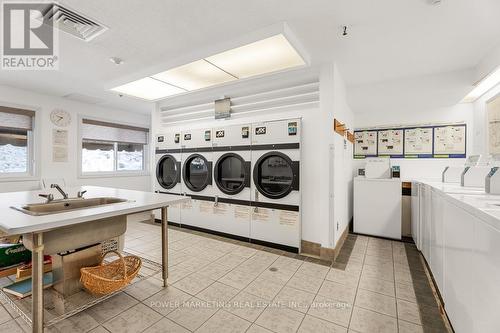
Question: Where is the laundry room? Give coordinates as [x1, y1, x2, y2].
[1, 1, 500, 333]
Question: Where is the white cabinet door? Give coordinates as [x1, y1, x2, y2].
[442, 199, 474, 333]
[411, 182, 420, 249]
[473, 219, 500, 333]
[430, 190, 445, 292]
[421, 185, 432, 262]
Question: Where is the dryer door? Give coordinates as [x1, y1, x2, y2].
[183, 154, 212, 192]
[214, 153, 250, 195]
[156, 155, 180, 190]
[253, 151, 299, 199]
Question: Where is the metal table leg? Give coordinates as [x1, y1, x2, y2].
[161, 206, 168, 287]
[32, 233, 44, 333]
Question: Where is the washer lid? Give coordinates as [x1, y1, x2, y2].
[253, 151, 299, 199]
[156, 155, 180, 190]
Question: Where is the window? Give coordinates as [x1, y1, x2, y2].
[0, 107, 35, 177]
[81, 118, 149, 174]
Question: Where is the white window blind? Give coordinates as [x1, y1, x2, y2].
[0, 106, 35, 131]
[82, 119, 149, 144]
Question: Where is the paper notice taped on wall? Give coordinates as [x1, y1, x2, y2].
[199, 201, 212, 213]
[252, 208, 270, 222]
[52, 146, 68, 162]
[234, 206, 251, 220]
[213, 203, 228, 215]
[279, 211, 299, 227]
[182, 200, 193, 210]
[52, 129, 68, 162]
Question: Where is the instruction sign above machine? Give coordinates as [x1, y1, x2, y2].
[354, 123, 466, 159]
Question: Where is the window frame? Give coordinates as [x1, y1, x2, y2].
[78, 116, 150, 178]
[0, 103, 39, 182]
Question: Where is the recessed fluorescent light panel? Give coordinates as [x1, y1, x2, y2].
[152, 59, 237, 90]
[463, 66, 500, 103]
[110, 33, 305, 100]
[206, 34, 305, 79]
[111, 77, 186, 100]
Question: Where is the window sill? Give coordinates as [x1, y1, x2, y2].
[0, 174, 39, 183]
[78, 171, 150, 179]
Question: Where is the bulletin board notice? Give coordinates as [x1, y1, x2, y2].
[354, 123, 466, 159]
[354, 130, 377, 158]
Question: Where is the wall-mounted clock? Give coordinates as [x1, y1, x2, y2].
[50, 109, 71, 127]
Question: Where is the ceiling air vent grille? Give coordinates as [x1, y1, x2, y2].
[37, 3, 108, 41]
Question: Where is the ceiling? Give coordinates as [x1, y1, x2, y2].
[0, 0, 499, 114]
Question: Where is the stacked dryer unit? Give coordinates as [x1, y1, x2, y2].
[211, 123, 252, 238]
[180, 128, 215, 230]
[154, 119, 302, 252]
[250, 119, 301, 250]
[154, 132, 182, 224]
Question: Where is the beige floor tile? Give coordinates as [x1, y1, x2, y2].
[87, 326, 110, 333]
[296, 262, 330, 279]
[354, 289, 397, 317]
[258, 267, 295, 284]
[0, 320, 23, 333]
[244, 278, 284, 301]
[361, 264, 394, 282]
[325, 268, 360, 287]
[298, 314, 348, 333]
[226, 291, 269, 322]
[197, 281, 239, 303]
[318, 280, 357, 304]
[48, 311, 100, 333]
[125, 277, 165, 301]
[197, 262, 232, 280]
[358, 275, 395, 297]
[286, 273, 323, 294]
[364, 255, 393, 267]
[349, 306, 397, 333]
[103, 303, 162, 333]
[246, 324, 274, 333]
[166, 297, 218, 331]
[196, 310, 251, 333]
[0, 306, 12, 325]
[84, 292, 138, 324]
[398, 320, 425, 333]
[215, 253, 247, 269]
[173, 273, 215, 295]
[255, 305, 305, 333]
[143, 317, 190, 333]
[307, 294, 352, 327]
[396, 299, 422, 325]
[144, 285, 192, 316]
[273, 286, 315, 313]
[219, 269, 258, 289]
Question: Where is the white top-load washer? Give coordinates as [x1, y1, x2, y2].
[250, 119, 301, 250]
[154, 132, 182, 223]
[180, 128, 214, 229]
[210, 124, 252, 238]
[461, 155, 491, 188]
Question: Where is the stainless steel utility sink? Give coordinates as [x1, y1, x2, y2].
[11, 197, 128, 216]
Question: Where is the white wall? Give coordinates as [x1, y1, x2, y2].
[153, 64, 354, 249]
[350, 70, 475, 181]
[472, 84, 500, 155]
[0, 85, 151, 194]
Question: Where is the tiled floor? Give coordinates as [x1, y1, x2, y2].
[0, 221, 451, 333]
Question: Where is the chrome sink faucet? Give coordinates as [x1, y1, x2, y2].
[51, 183, 68, 199]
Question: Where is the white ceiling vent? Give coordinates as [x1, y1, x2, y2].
[37, 3, 108, 41]
[63, 93, 105, 105]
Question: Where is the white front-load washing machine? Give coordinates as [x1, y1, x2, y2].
[250, 119, 301, 251]
[154, 132, 182, 224]
[180, 128, 214, 230]
[212, 123, 252, 238]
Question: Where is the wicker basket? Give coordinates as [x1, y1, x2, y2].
[80, 251, 142, 295]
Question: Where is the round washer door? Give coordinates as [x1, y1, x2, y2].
[214, 153, 248, 195]
[156, 155, 179, 190]
[253, 151, 297, 199]
[183, 154, 211, 192]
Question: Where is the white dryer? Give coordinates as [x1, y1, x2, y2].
[154, 132, 182, 224]
[180, 128, 214, 229]
[212, 124, 252, 238]
[250, 119, 301, 251]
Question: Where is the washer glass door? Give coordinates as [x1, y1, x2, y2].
[184, 154, 210, 191]
[215, 153, 246, 195]
[254, 152, 294, 199]
[156, 155, 179, 190]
